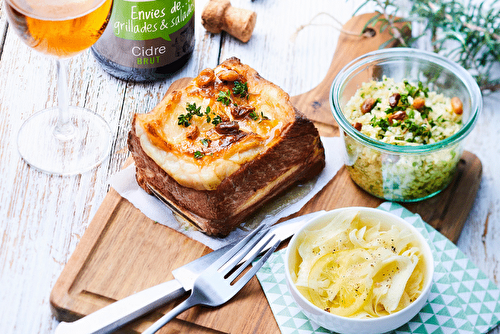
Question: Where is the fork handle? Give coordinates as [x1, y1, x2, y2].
[54, 280, 186, 334]
[142, 296, 198, 334]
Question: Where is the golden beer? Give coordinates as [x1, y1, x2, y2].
[5, 0, 113, 58]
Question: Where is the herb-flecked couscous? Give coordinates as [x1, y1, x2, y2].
[344, 77, 463, 145]
[342, 77, 464, 201]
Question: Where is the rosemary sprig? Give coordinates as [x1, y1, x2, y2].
[355, 0, 500, 91]
[354, 0, 414, 48]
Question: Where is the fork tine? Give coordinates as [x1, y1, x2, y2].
[226, 233, 277, 283]
[211, 224, 267, 270]
[218, 227, 272, 275]
[230, 238, 281, 292]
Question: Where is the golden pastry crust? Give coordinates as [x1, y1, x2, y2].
[135, 57, 296, 191]
[128, 57, 325, 236]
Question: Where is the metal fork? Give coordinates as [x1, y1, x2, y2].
[142, 224, 281, 334]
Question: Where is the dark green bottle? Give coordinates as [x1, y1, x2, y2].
[92, 0, 195, 82]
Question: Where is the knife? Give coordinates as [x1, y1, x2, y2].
[54, 210, 326, 334]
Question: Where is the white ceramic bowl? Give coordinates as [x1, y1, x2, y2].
[285, 207, 434, 334]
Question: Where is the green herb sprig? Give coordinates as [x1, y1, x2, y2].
[177, 113, 193, 127]
[217, 90, 232, 106]
[178, 103, 220, 127]
[249, 111, 270, 123]
[217, 81, 250, 106]
[412, 0, 500, 91]
[232, 81, 249, 99]
[354, 0, 500, 91]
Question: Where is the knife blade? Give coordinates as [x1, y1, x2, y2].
[54, 210, 326, 334]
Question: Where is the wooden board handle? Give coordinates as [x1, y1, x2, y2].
[290, 13, 407, 127]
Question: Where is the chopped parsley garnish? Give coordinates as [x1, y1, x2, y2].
[371, 115, 432, 142]
[418, 81, 429, 97]
[217, 90, 232, 106]
[194, 151, 204, 159]
[384, 105, 405, 115]
[370, 116, 390, 131]
[232, 81, 249, 99]
[399, 94, 409, 105]
[401, 120, 432, 142]
[404, 80, 429, 99]
[382, 81, 433, 118]
[420, 105, 433, 119]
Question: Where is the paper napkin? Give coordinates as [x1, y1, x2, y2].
[256, 202, 500, 334]
[108, 137, 344, 250]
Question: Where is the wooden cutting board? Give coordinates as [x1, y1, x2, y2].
[50, 13, 482, 334]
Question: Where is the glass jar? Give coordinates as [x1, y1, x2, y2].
[330, 48, 482, 202]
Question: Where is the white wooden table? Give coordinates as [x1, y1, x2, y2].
[1, 0, 499, 333]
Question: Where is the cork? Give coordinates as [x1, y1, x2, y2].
[201, 0, 257, 43]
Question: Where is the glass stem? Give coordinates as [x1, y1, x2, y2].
[54, 58, 76, 140]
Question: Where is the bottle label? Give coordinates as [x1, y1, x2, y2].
[111, 0, 193, 42]
[93, 0, 195, 69]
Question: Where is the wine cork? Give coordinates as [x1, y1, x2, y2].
[201, 0, 257, 43]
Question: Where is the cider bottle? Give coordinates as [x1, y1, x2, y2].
[92, 0, 195, 82]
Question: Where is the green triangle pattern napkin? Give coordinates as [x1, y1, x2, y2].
[255, 202, 500, 333]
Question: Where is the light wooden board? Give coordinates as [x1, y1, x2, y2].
[50, 13, 482, 334]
